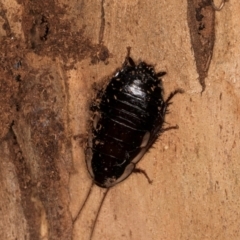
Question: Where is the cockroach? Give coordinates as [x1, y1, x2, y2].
[74, 48, 183, 239]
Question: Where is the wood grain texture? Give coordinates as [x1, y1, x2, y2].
[0, 0, 239, 240]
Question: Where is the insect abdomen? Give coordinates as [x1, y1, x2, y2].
[89, 62, 167, 188]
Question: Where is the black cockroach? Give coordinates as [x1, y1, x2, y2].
[74, 48, 183, 239]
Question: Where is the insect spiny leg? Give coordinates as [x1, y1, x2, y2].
[133, 168, 153, 184]
[162, 125, 179, 133]
[165, 89, 184, 105]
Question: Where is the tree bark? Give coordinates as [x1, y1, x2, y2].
[0, 0, 239, 240]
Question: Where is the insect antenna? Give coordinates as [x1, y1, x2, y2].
[89, 188, 110, 240]
[73, 181, 95, 223]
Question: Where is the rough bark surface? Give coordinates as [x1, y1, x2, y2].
[187, 0, 215, 92]
[0, 1, 239, 240]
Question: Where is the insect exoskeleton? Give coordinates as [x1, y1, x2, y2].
[86, 51, 184, 188]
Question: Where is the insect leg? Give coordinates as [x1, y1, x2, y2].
[123, 47, 136, 67]
[156, 71, 166, 78]
[133, 168, 153, 184]
[160, 89, 184, 133]
[165, 89, 184, 106]
[161, 124, 179, 133]
[144, 88, 183, 149]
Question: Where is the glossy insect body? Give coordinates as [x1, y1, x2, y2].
[86, 56, 182, 188]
